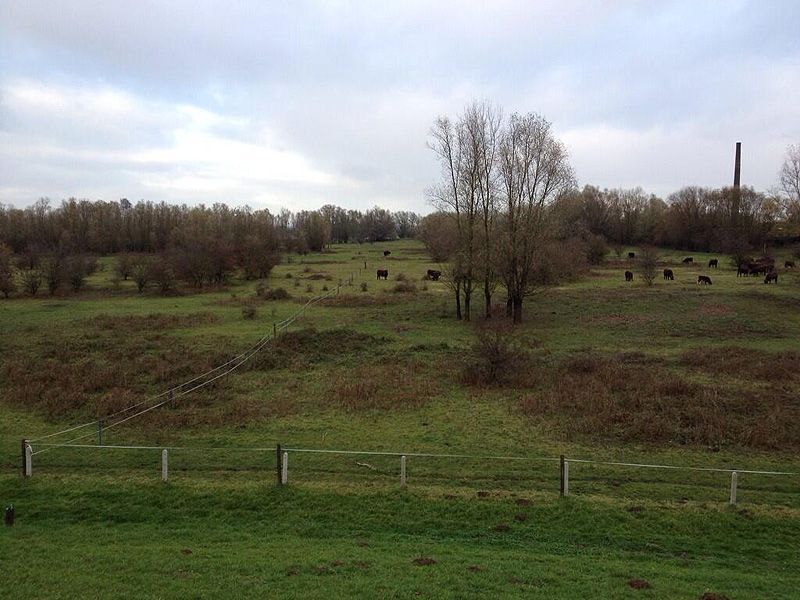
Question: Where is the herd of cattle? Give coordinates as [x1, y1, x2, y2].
[624, 255, 794, 285]
[375, 249, 442, 281]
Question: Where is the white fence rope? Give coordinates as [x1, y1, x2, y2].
[27, 443, 799, 478]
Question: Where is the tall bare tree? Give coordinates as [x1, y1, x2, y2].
[496, 112, 574, 323]
[779, 144, 800, 221]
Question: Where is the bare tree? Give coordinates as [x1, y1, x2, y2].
[779, 144, 800, 220]
[639, 246, 658, 286]
[428, 103, 499, 321]
[496, 113, 575, 323]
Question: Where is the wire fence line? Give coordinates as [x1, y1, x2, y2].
[26, 285, 341, 450]
[22, 441, 799, 507]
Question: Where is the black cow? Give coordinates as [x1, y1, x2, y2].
[682, 257, 693, 263]
[737, 265, 749, 277]
[785, 261, 795, 269]
[663, 268, 674, 280]
[628, 252, 635, 259]
[624, 270, 634, 282]
[383, 250, 391, 257]
[697, 275, 712, 285]
[764, 272, 778, 284]
[376, 269, 388, 280]
[426, 269, 441, 281]
[708, 259, 718, 268]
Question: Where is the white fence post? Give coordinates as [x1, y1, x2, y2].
[729, 471, 738, 505]
[24, 443, 32, 478]
[281, 451, 288, 485]
[400, 455, 407, 488]
[161, 449, 168, 482]
[563, 460, 569, 496]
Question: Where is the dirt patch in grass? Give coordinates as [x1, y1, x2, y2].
[326, 359, 440, 411]
[91, 312, 220, 331]
[520, 352, 800, 450]
[679, 346, 800, 381]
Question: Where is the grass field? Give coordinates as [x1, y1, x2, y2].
[2, 240, 800, 598]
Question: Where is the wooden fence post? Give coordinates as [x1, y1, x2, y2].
[276, 444, 282, 485]
[21, 440, 31, 478]
[281, 452, 288, 485]
[161, 449, 168, 482]
[400, 455, 407, 488]
[97, 419, 103, 445]
[729, 471, 738, 505]
[559, 455, 565, 497]
[563, 460, 569, 496]
[24, 443, 32, 478]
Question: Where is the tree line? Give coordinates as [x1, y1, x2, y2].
[0, 199, 420, 298]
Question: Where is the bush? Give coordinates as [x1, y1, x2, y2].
[256, 285, 290, 300]
[65, 256, 88, 292]
[131, 260, 151, 293]
[360, 282, 368, 292]
[20, 269, 42, 296]
[393, 280, 417, 293]
[0, 268, 16, 298]
[585, 234, 608, 265]
[462, 324, 526, 386]
[242, 305, 257, 320]
[395, 272, 407, 281]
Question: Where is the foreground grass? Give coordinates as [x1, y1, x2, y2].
[2, 475, 799, 599]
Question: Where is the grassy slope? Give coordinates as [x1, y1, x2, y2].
[2, 240, 800, 598]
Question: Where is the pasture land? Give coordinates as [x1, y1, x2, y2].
[2, 240, 800, 598]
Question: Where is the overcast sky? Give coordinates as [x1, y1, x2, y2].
[1, 1, 799, 213]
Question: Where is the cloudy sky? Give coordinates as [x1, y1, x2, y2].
[1, 1, 798, 213]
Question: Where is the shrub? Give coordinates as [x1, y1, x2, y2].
[131, 260, 151, 293]
[306, 284, 313, 293]
[462, 324, 526, 385]
[393, 280, 417, 293]
[149, 257, 176, 295]
[44, 258, 64, 295]
[585, 234, 608, 265]
[395, 272, 407, 281]
[322, 285, 329, 291]
[638, 246, 659, 286]
[65, 256, 88, 292]
[262, 287, 290, 300]
[0, 268, 16, 298]
[242, 305, 257, 320]
[20, 269, 42, 296]
[115, 253, 133, 280]
[360, 282, 368, 292]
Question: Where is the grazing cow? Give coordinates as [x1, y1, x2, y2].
[697, 275, 712, 285]
[785, 261, 795, 269]
[628, 252, 635, 259]
[682, 257, 693, 263]
[737, 265, 749, 277]
[624, 270, 634, 282]
[383, 250, 391, 257]
[426, 269, 441, 281]
[708, 259, 718, 268]
[663, 268, 674, 280]
[376, 269, 388, 280]
[764, 272, 778, 284]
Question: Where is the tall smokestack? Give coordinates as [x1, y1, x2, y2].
[733, 141, 741, 188]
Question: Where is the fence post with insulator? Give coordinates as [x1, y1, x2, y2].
[161, 449, 169, 482]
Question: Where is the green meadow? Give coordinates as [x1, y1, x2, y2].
[2, 240, 800, 598]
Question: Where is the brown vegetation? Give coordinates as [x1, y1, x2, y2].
[327, 361, 440, 411]
[520, 352, 800, 450]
